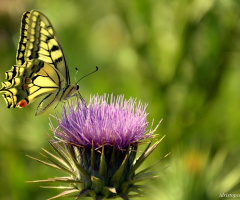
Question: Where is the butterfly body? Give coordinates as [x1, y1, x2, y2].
[0, 10, 79, 115]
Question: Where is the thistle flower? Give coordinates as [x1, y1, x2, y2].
[29, 94, 168, 200]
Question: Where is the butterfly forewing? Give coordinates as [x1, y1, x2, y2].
[16, 10, 70, 84]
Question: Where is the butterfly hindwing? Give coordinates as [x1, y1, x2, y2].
[26, 60, 66, 105]
[35, 92, 62, 116]
[0, 59, 65, 109]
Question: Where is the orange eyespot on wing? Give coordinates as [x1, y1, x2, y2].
[22, 84, 28, 90]
[25, 78, 31, 84]
[18, 99, 28, 108]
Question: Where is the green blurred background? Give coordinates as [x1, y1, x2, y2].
[1, 0, 240, 199]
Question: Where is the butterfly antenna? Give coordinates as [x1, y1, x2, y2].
[76, 66, 98, 84]
[74, 68, 79, 83]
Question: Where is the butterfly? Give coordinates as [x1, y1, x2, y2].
[0, 10, 80, 116]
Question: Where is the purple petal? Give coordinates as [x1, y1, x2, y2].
[52, 94, 158, 149]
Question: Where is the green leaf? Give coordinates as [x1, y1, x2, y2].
[96, 196, 104, 200]
[82, 148, 89, 170]
[109, 146, 116, 169]
[91, 143, 97, 171]
[134, 152, 170, 178]
[100, 146, 107, 178]
[39, 153, 74, 176]
[127, 194, 145, 198]
[129, 187, 144, 195]
[134, 171, 158, 180]
[111, 148, 129, 189]
[117, 193, 129, 200]
[48, 140, 73, 169]
[91, 176, 103, 194]
[27, 155, 62, 171]
[42, 147, 72, 170]
[47, 189, 79, 199]
[70, 154, 91, 187]
[127, 136, 165, 178]
[27, 177, 83, 184]
[102, 186, 116, 198]
[40, 186, 75, 190]
[75, 189, 95, 200]
[121, 175, 158, 193]
[129, 185, 149, 192]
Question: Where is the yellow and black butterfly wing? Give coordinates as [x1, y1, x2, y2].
[16, 10, 70, 84]
[0, 59, 65, 113]
[0, 10, 77, 115]
[32, 60, 66, 116]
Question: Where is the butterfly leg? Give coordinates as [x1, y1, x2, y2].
[77, 91, 87, 108]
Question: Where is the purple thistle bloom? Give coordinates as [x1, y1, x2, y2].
[52, 94, 155, 149]
[30, 94, 166, 200]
